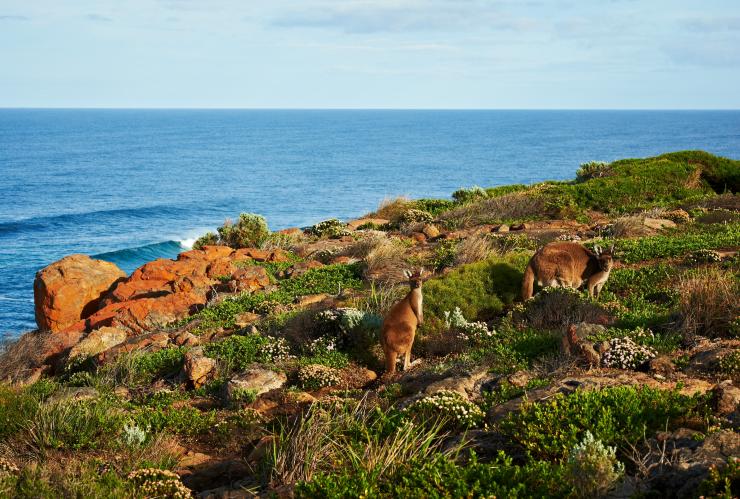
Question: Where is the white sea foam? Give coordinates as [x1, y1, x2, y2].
[179, 237, 197, 249]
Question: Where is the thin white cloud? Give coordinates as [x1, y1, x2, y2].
[270, 1, 536, 34]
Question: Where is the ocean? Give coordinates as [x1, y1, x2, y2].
[1, 109, 739, 338]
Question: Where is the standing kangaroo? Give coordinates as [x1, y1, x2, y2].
[521, 242, 614, 300]
[381, 269, 424, 375]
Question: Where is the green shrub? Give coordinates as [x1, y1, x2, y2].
[192, 231, 218, 250]
[203, 334, 272, 373]
[133, 406, 216, 436]
[130, 347, 187, 384]
[501, 386, 707, 461]
[25, 399, 125, 454]
[428, 240, 457, 270]
[697, 457, 739, 499]
[452, 185, 488, 204]
[0, 386, 38, 441]
[614, 222, 739, 264]
[176, 263, 364, 333]
[719, 351, 740, 376]
[424, 253, 527, 321]
[296, 452, 572, 499]
[484, 184, 529, 198]
[576, 161, 612, 182]
[413, 198, 455, 216]
[217, 213, 270, 248]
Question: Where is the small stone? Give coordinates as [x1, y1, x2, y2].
[68, 326, 128, 360]
[495, 224, 510, 233]
[173, 331, 200, 347]
[234, 312, 260, 328]
[183, 349, 216, 388]
[711, 380, 740, 417]
[648, 356, 675, 377]
[411, 232, 427, 243]
[226, 368, 287, 402]
[510, 223, 528, 231]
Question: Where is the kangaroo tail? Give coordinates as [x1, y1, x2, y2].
[521, 263, 535, 301]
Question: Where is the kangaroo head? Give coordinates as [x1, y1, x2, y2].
[593, 244, 615, 272]
[403, 268, 425, 289]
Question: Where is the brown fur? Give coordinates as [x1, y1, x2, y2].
[521, 242, 614, 300]
[381, 269, 424, 375]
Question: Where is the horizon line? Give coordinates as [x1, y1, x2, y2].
[1, 106, 740, 112]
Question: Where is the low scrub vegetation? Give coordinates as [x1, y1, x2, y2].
[2, 150, 738, 498]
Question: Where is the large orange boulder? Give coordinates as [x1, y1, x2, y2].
[34, 254, 125, 332]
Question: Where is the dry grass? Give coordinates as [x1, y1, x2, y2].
[519, 289, 612, 330]
[439, 191, 545, 229]
[454, 234, 495, 266]
[688, 192, 740, 212]
[367, 196, 413, 221]
[356, 281, 406, 316]
[0, 332, 56, 384]
[610, 215, 656, 238]
[678, 266, 739, 341]
[344, 233, 409, 281]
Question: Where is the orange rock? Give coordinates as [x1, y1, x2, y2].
[34, 254, 126, 332]
[228, 266, 270, 293]
[101, 279, 172, 306]
[206, 258, 236, 278]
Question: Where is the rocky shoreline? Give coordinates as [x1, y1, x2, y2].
[1, 150, 738, 498]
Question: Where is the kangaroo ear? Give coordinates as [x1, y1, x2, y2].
[403, 269, 412, 278]
[418, 268, 425, 277]
[609, 244, 615, 254]
[594, 245, 601, 255]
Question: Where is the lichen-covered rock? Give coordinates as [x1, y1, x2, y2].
[68, 326, 128, 360]
[34, 254, 125, 332]
[226, 368, 287, 401]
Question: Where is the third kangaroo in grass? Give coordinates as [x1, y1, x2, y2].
[521, 242, 614, 300]
[381, 269, 424, 376]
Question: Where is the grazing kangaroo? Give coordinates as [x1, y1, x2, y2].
[381, 269, 424, 375]
[521, 242, 614, 300]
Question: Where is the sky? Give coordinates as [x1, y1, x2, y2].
[1, 0, 739, 109]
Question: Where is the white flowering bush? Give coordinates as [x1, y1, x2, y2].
[443, 307, 494, 344]
[565, 431, 624, 497]
[260, 337, 293, 362]
[309, 219, 349, 238]
[306, 336, 337, 355]
[685, 249, 722, 264]
[398, 209, 434, 226]
[127, 468, 192, 498]
[556, 233, 582, 241]
[0, 457, 19, 475]
[120, 423, 148, 447]
[403, 390, 485, 430]
[601, 337, 656, 369]
[297, 364, 341, 391]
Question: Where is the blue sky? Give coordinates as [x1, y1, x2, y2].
[1, 0, 739, 108]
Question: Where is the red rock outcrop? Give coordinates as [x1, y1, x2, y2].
[34, 254, 125, 332]
[31, 245, 277, 369]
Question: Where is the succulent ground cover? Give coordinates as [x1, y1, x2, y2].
[0, 151, 738, 497]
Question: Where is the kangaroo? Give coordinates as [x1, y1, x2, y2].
[381, 269, 424, 375]
[521, 242, 614, 300]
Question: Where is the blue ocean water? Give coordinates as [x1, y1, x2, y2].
[1, 109, 739, 338]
